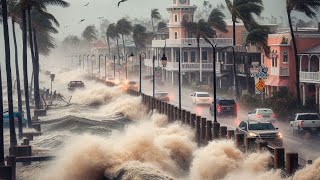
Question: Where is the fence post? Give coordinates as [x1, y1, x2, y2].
[206, 120, 213, 144]
[181, 110, 186, 124]
[174, 107, 178, 121]
[257, 141, 268, 152]
[227, 130, 235, 140]
[185, 111, 191, 125]
[195, 116, 201, 145]
[220, 126, 227, 139]
[274, 147, 285, 169]
[190, 114, 196, 129]
[177, 108, 181, 121]
[168, 104, 172, 122]
[212, 122, 220, 139]
[6, 156, 16, 180]
[200, 118, 206, 145]
[286, 153, 298, 175]
[235, 133, 245, 150]
[245, 137, 257, 152]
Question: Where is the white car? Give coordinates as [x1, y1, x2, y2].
[290, 113, 320, 133]
[248, 108, 276, 123]
[191, 92, 211, 105]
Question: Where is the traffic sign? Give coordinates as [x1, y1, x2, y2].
[250, 66, 268, 79]
[255, 80, 266, 91]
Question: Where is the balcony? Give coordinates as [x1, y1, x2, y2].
[270, 67, 289, 76]
[152, 38, 233, 48]
[300, 71, 320, 83]
[144, 59, 221, 72]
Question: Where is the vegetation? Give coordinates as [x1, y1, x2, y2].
[116, 18, 133, 57]
[82, 25, 98, 44]
[285, 0, 320, 106]
[151, 9, 161, 33]
[106, 23, 119, 54]
[157, 21, 167, 31]
[132, 24, 149, 51]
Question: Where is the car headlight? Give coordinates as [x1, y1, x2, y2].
[277, 132, 283, 139]
[249, 132, 258, 137]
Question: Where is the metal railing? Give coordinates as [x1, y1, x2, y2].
[300, 71, 320, 83]
[152, 38, 233, 47]
[270, 67, 289, 76]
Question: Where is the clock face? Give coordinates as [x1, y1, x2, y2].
[180, 0, 187, 4]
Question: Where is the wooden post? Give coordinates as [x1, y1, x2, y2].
[168, 104, 172, 122]
[6, 156, 16, 180]
[220, 126, 227, 139]
[274, 147, 285, 169]
[227, 130, 235, 140]
[195, 116, 201, 145]
[245, 137, 257, 152]
[185, 111, 191, 125]
[181, 110, 186, 124]
[286, 153, 298, 175]
[206, 120, 213, 143]
[200, 117, 206, 144]
[212, 122, 220, 139]
[190, 114, 196, 129]
[177, 108, 181, 121]
[235, 133, 245, 150]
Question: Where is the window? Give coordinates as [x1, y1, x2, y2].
[202, 51, 208, 61]
[174, 14, 178, 22]
[283, 51, 288, 63]
[183, 51, 188, 62]
[272, 51, 278, 67]
[174, 32, 178, 39]
[202, 76, 208, 84]
[191, 51, 196, 62]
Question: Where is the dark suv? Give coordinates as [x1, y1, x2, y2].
[209, 98, 237, 117]
[68, 81, 85, 91]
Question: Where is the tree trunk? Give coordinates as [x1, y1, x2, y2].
[22, 8, 32, 127]
[232, 20, 240, 99]
[122, 34, 126, 58]
[151, 18, 155, 34]
[30, 71, 34, 103]
[117, 38, 121, 62]
[1, 0, 17, 147]
[27, 6, 40, 109]
[12, 19, 23, 139]
[33, 28, 41, 110]
[107, 36, 111, 54]
[0, 59, 4, 165]
[287, 11, 301, 105]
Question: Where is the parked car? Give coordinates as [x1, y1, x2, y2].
[68, 81, 85, 91]
[191, 92, 211, 105]
[236, 120, 283, 146]
[3, 111, 27, 128]
[210, 98, 237, 117]
[248, 108, 276, 123]
[155, 91, 170, 102]
[290, 113, 320, 134]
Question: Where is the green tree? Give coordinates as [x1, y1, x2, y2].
[106, 23, 120, 57]
[157, 21, 167, 31]
[132, 24, 149, 51]
[286, 0, 320, 105]
[82, 25, 98, 44]
[151, 9, 161, 33]
[116, 18, 133, 57]
[225, 0, 264, 99]
[246, 26, 271, 56]
[208, 8, 228, 33]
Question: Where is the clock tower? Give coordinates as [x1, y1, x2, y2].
[167, 0, 197, 39]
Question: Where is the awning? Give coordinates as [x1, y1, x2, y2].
[265, 77, 289, 87]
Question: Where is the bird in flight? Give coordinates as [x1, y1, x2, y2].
[64, 25, 69, 28]
[78, 19, 85, 24]
[84, 3, 90, 7]
[118, 0, 127, 7]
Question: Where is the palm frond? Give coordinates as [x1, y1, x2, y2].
[208, 8, 228, 33]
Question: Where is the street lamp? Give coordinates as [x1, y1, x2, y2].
[125, 52, 135, 79]
[139, 52, 146, 94]
[152, 55, 155, 97]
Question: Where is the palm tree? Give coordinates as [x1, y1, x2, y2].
[106, 23, 119, 54]
[225, 0, 264, 99]
[157, 21, 167, 31]
[208, 8, 228, 33]
[1, 0, 18, 147]
[246, 26, 270, 56]
[132, 24, 149, 51]
[285, 0, 320, 105]
[82, 25, 98, 45]
[116, 18, 133, 57]
[151, 9, 161, 33]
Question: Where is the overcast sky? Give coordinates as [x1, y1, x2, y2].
[49, 0, 294, 41]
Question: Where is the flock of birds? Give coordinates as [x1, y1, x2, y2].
[63, 0, 128, 29]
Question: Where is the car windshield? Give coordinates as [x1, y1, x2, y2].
[197, 93, 209, 97]
[257, 109, 273, 114]
[219, 100, 235, 105]
[297, 114, 320, 120]
[248, 123, 275, 130]
[156, 92, 168, 97]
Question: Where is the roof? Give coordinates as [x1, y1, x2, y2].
[300, 45, 320, 54]
[93, 40, 107, 49]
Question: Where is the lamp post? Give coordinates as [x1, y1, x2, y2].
[152, 55, 156, 97]
[125, 52, 135, 79]
[113, 54, 116, 78]
[139, 52, 146, 94]
[98, 54, 103, 76]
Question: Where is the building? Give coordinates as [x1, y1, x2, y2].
[263, 27, 320, 108]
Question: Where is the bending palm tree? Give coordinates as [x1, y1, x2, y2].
[106, 23, 119, 54]
[151, 9, 161, 33]
[132, 24, 149, 52]
[225, 0, 263, 99]
[285, 0, 320, 105]
[116, 18, 133, 58]
[82, 25, 98, 44]
[157, 21, 167, 31]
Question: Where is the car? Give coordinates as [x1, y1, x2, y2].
[3, 111, 28, 127]
[210, 98, 237, 117]
[290, 113, 320, 134]
[236, 120, 283, 146]
[68, 81, 85, 91]
[191, 92, 211, 105]
[155, 91, 170, 102]
[248, 108, 276, 123]
[106, 77, 116, 83]
[124, 81, 138, 91]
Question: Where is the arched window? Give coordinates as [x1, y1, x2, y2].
[283, 51, 288, 63]
[175, 32, 178, 39]
[174, 14, 178, 22]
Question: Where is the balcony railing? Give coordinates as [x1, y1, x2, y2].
[300, 71, 320, 83]
[152, 38, 233, 48]
[144, 59, 221, 71]
[270, 67, 289, 76]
